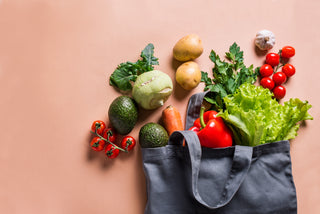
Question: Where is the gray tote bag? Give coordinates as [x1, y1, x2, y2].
[141, 92, 297, 214]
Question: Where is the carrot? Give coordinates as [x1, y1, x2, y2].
[162, 105, 184, 136]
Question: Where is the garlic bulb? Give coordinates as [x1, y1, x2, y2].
[254, 30, 275, 51]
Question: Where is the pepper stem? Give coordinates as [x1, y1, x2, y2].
[199, 106, 206, 129]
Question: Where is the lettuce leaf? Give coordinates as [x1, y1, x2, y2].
[218, 83, 313, 146]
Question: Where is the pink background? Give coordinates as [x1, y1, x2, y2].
[0, 0, 319, 213]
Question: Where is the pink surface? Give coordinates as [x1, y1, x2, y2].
[0, 0, 319, 213]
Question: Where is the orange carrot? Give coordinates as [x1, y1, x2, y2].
[162, 105, 184, 136]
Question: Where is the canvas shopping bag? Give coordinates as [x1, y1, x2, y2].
[141, 92, 297, 214]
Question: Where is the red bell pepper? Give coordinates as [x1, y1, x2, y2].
[189, 106, 233, 148]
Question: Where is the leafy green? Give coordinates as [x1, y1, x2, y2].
[201, 43, 259, 110]
[218, 83, 313, 146]
[109, 43, 159, 91]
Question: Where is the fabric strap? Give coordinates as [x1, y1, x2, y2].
[185, 91, 208, 130]
[169, 130, 253, 209]
[179, 91, 253, 209]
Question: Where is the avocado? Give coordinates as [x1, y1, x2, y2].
[139, 123, 169, 148]
[108, 96, 138, 135]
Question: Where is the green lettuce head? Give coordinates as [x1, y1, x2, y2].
[218, 83, 313, 146]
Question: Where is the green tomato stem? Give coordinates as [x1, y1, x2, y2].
[275, 49, 285, 73]
[94, 128, 128, 153]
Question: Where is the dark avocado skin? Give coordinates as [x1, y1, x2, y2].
[139, 123, 169, 148]
[108, 96, 138, 135]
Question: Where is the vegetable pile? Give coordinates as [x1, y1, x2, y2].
[200, 42, 312, 147]
[88, 33, 313, 156]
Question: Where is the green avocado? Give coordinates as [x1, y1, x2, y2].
[108, 96, 138, 135]
[139, 123, 169, 148]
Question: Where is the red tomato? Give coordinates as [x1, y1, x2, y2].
[281, 46, 295, 58]
[91, 120, 106, 135]
[273, 85, 286, 100]
[272, 72, 287, 85]
[120, 136, 136, 151]
[105, 144, 120, 159]
[90, 137, 106, 152]
[103, 128, 117, 143]
[282, 64, 296, 77]
[259, 64, 274, 77]
[266, 53, 280, 67]
[260, 77, 275, 90]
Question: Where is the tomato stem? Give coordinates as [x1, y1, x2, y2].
[94, 128, 128, 153]
[274, 49, 285, 73]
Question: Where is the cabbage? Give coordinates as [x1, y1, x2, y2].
[218, 83, 313, 146]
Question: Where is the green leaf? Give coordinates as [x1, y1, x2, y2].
[201, 71, 212, 86]
[109, 63, 138, 91]
[201, 43, 258, 111]
[226, 78, 236, 94]
[139, 43, 159, 73]
[109, 43, 159, 91]
[228, 42, 243, 63]
[211, 84, 228, 98]
[141, 43, 159, 65]
[255, 66, 261, 76]
[209, 50, 219, 63]
[204, 96, 218, 106]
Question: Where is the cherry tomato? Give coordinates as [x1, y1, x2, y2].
[90, 137, 106, 152]
[105, 144, 120, 159]
[281, 46, 295, 58]
[273, 85, 286, 100]
[266, 53, 280, 67]
[91, 120, 106, 135]
[259, 64, 274, 77]
[282, 64, 296, 77]
[120, 136, 136, 151]
[260, 77, 275, 90]
[272, 72, 287, 85]
[103, 128, 117, 143]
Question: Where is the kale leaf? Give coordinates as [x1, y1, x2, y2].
[109, 43, 159, 91]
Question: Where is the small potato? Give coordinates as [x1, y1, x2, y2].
[175, 61, 201, 90]
[173, 34, 203, 61]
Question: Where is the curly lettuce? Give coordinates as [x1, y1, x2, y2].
[218, 83, 313, 146]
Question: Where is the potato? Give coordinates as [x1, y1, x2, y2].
[175, 61, 201, 90]
[173, 34, 203, 61]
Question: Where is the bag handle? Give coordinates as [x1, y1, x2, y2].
[186, 92, 208, 130]
[185, 91, 208, 130]
[169, 130, 253, 209]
